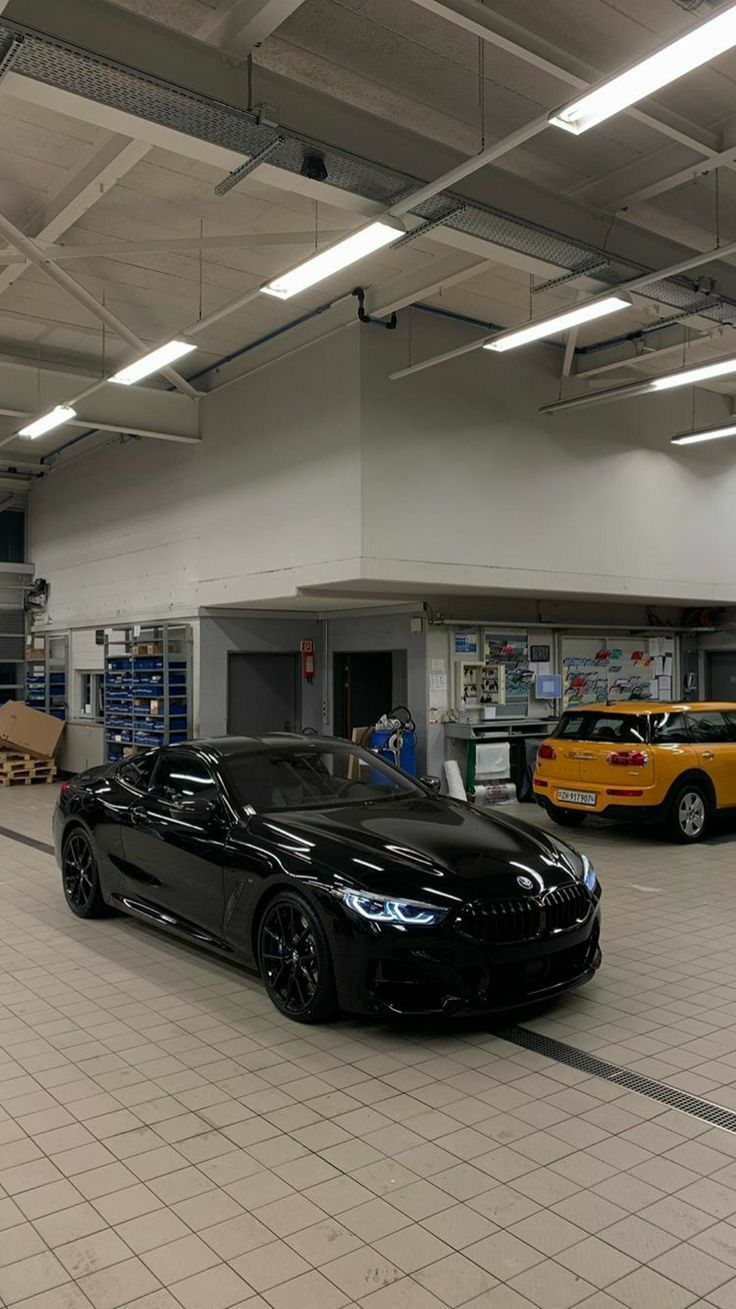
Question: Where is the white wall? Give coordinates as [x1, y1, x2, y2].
[198, 331, 362, 608]
[29, 328, 362, 627]
[29, 437, 201, 627]
[27, 305, 736, 635]
[359, 310, 736, 606]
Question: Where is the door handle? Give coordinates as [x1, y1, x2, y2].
[702, 751, 715, 760]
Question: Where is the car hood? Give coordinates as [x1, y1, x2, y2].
[247, 796, 582, 902]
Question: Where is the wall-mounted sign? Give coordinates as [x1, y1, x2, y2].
[530, 644, 551, 662]
[453, 631, 479, 657]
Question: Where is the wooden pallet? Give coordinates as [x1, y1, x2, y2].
[0, 749, 57, 787]
[0, 772, 57, 787]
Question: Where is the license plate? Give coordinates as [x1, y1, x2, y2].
[557, 789, 597, 807]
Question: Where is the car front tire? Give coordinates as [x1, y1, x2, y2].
[666, 782, 711, 843]
[61, 829, 108, 918]
[258, 891, 338, 1023]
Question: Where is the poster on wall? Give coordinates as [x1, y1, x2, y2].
[606, 642, 656, 703]
[562, 637, 668, 707]
[483, 633, 530, 706]
[562, 639, 609, 707]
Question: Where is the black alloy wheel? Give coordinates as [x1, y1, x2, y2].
[258, 892, 337, 1023]
[62, 830, 107, 918]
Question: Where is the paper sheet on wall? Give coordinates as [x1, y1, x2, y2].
[429, 672, 448, 710]
[657, 675, 672, 700]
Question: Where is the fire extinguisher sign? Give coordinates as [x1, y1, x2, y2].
[300, 640, 315, 681]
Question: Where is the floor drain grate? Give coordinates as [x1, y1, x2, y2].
[499, 1025, 736, 1133]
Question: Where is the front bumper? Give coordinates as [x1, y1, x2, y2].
[322, 895, 602, 1017]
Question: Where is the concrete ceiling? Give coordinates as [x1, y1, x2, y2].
[2, 0, 736, 477]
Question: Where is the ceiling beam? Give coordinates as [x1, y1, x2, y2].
[405, 0, 725, 162]
[0, 229, 344, 264]
[0, 211, 200, 399]
[592, 144, 736, 212]
[196, 0, 309, 53]
[5, 1, 736, 303]
[0, 136, 148, 298]
[0, 359, 200, 449]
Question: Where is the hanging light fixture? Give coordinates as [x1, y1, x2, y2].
[550, 3, 736, 134]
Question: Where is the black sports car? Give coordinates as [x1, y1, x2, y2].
[54, 735, 602, 1022]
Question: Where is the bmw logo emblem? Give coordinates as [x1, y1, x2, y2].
[516, 875, 534, 890]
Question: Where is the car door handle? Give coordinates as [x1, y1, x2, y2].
[702, 751, 715, 760]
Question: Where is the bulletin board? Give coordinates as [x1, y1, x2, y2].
[562, 636, 673, 708]
[483, 632, 530, 707]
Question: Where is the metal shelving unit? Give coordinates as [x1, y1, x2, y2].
[104, 622, 192, 762]
[25, 633, 69, 721]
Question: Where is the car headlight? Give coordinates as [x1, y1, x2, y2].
[339, 890, 448, 926]
[580, 855, 598, 893]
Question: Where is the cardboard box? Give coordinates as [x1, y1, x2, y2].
[0, 701, 64, 759]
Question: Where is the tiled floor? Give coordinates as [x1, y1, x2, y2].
[4, 790, 736, 1308]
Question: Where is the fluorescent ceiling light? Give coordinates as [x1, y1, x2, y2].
[483, 294, 631, 353]
[550, 3, 736, 134]
[672, 422, 736, 446]
[19, 405, 76, 438]
[261, 221, 401, 299]
[110, 340, 196, 385]
[652, 354, 736, 391]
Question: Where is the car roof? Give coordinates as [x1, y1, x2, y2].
[568, 701, 736, 714]
[178, 734, 337, 757]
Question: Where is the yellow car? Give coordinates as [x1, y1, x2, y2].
[534, 702, 736, 843]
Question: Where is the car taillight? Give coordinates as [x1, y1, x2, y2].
[59, 781, 71, 797]
[607, 750, 648, 767]
[538, 743, 556, 760]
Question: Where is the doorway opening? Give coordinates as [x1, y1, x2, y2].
[334, 650, 406, 740]
[227, 652, 300, 736]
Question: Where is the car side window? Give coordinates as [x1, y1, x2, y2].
[649, 713, 691, 745]
[688, 711, 732, 743]
[118, 751, 158, 791]
[150, 754, 218, 804]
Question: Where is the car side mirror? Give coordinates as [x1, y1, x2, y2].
[421, 775, 442, 794]
[182, 796, 225, 823]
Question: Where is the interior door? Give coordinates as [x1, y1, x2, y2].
[687, 710, 736, 807]
[120, 751, 228, 938]
[228, 653, 300, 735]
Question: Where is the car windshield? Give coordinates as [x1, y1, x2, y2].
[224, 743, 421, 812]
[555, 711, 648, 744]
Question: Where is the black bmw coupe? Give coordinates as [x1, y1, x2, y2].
[54, 735, 602, 1023]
